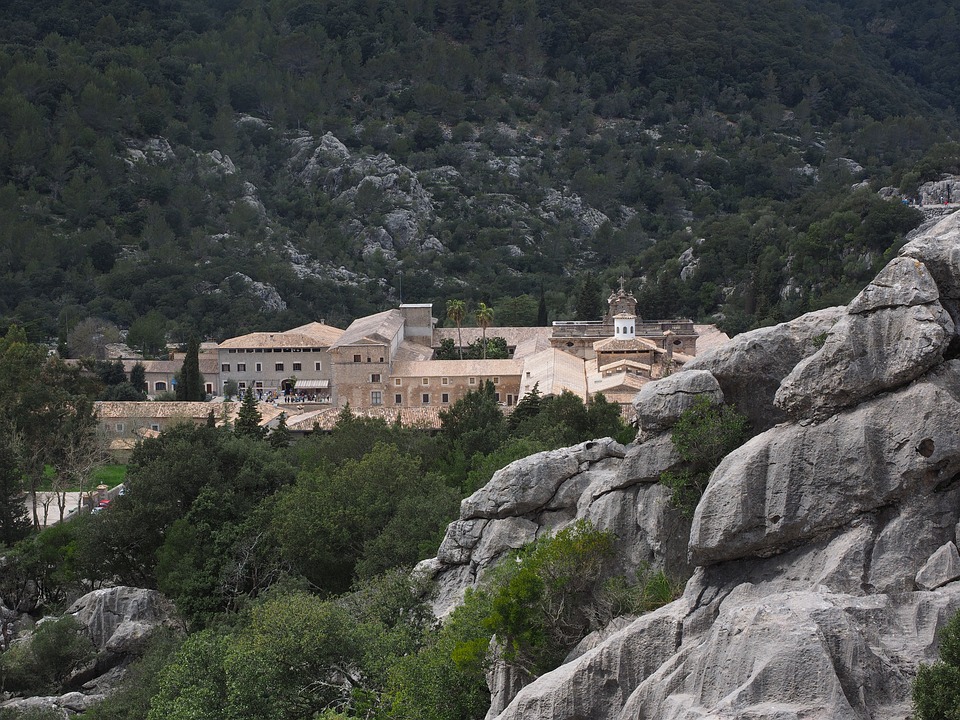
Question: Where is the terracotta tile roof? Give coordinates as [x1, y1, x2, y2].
[285, 406, 445, 431]
[593, 336, 662, 353]
[432, 326, 553, 349]
[519, 348, 587, 399]
[692, 324, 730, 353]
[95, 401, 238, 419]
[284, 322, 346, 345]
[391, 358, 523, 378]
[218, 331, 335, 350]
[393, 340, 434, 362]
[513, 333, 553, 358]
[330, 310, 405, 349]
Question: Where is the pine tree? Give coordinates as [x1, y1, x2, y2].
[234, 388, 265, 439]
[575, 273, 602, 321]
[537, 284, 549, 326]
[176, 335, 204, 401]
[509, 382, 542, 433]
[269, 413, 292, 449]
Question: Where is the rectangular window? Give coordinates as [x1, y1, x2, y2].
[256, 363, 262, 372]
[255, 381, 263, 389]
[422, 378, 429, 385]
[315, 362, 322, 371]
[275, 362, 284, 372]
[354, 354, 362, 363]
[150, 423, 160, 432]
[237, 363, 246, 371]
[495, 392, 501, 403]
[394, 378, 401, 386]
[441, 377, 449, 386]
[238, 382, 247, 390]
[441, 393, 449, 403]
[155, 381, 166, 392]
[115, 423, 124, 433]
[493, 376, 499, 384]
[370, 373, 381, 383]
[221, 363, 230, 372]
[371, 391, 383, 405]
[422, 393, 430, 404]
[292, 362, 302, 372]
[469, 377, 476, 385]
[395, 394, 402, 404]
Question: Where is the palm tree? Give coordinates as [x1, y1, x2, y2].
[474, 302, 494, 360]
[446, 299, 466, 360]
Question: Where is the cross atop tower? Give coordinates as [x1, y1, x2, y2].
[618, 275, 626, 292]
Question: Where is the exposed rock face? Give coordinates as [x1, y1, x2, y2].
[0, 588, 182, 717]
[459, 211, 960, 720]
[683, 306, 844, 432]
[68, 586, 181, 656]
[632, 369, 723, 436]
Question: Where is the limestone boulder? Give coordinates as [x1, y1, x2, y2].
[631, 370, 723, 435]
[684, 306, 844, 432]
[916, 542, 960, 590]
[68, 587, 181, 656]
[776, 258, 954, 420]
[620, 588, 960, 720]
[690, 361, 960, 565]
[899, 211, 960, 289]
[460, 439, 623, 520]
[691, 360, 960, 568]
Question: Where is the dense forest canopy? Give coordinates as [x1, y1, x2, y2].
[0, 0, 957, 343]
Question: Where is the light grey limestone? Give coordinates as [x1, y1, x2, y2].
[632, 370, 723, 435]
[916, 542, 960, 590]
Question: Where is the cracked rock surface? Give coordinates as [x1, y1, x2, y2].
[427, 212, 960, 720]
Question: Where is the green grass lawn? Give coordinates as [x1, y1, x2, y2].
[37, 465, 127, 492]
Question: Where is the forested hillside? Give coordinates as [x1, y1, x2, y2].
[1, 0, 958, 343]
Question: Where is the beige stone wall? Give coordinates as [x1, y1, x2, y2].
[218, 347, 333, 395]
[330, 342, 391, 406]
[387, 374, 522, 409]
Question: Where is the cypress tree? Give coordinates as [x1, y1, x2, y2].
[130, 362, 147, 394]
[176, 335, 204, 401]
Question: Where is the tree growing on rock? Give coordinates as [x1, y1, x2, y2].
[914, 609, 960, 719]
[659, 397, 748, 516]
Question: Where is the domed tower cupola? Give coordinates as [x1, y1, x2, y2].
[613, 312, 636, 339]
[606, 276, 639, 322]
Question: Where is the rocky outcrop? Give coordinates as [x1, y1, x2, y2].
[418, 437, 694, 619]
[0, 588, 182, 717]
[68, 586, 181, 656]
[471, 211, 960, 719]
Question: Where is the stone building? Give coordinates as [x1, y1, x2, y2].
[550, 282, 698, 360]
[216, 321, 343, 400]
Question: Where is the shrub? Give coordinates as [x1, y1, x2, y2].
[914, 609, 960, 719]
[0, 616, 95, 695]
[659, 397, 749, 516]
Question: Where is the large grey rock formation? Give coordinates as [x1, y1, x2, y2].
[444, 211, 960, 719]
[0, 587, 182, 717]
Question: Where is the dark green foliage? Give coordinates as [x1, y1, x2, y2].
[270, 443, 457, 593]
[0, 616, 95, 695]
[234, 388, 264, 439]
[78, 629, 183, 720]
[175, 336, 204, 402]
[575, 273, 603, 321]
[914, 609, 960, 719]
[0, 435, 30, 547]
[268, 413, 292, 449]
[440, 380, 506, 460]
[660, 398, 749, 516]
